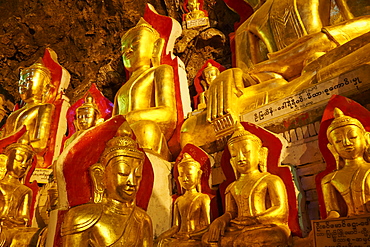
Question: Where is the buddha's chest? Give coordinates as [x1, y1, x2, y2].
[5, 107, 38, 134]
[115, 71, 155, 115]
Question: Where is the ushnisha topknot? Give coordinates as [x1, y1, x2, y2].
[178, 153, 201, 170]
[227, 123, 262, 146]
[121, 18, 160, 43]
[76, 93, 100, 117]
[100, 128, 145, 167]
[202, 63, 219, 75]
[4, 141, 34, 158]
[327, 108, 365, 138]
[20, 60, 51, 81]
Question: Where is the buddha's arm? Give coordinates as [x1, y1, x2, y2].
[142, 215, 154, 247]
[125, 65, 176, 124]
[205, 191, 236, 242]
[256, 176, 288, 225]
[364, 174, 370, 212]
[29, 104, 55, 153]
[15, 190, 32, 226]
[321, 176, 341, 218]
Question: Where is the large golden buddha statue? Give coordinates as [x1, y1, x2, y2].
[113, 18, 177, 161]
[0, 141, 34, 228]
[181, 0, 370, 152]
[1, 61, 54, 166]
[202, 125, 290, 246]
[157, 153, 210, 246]
[61, 127, 153, 246]
[321, 108, 370, 218]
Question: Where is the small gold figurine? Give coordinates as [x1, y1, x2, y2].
[61, 125, 153, 246]
[157, 153, 210, 246]
[0, 141, 34, 228]
[185, 0, 206, 22]
[2, 62, 54, 166]
[113, 18, 177, 161]
[322, 108, 370, 218]
[202, 125, 290, 246]
[64, 94, 102, 148]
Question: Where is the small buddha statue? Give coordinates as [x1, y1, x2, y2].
[64, 93, 102, 148]
[113, 18, 177, 161]
[321, 108, 370, 218]
[202, 125, 290, 246]
[157, 153, 210, 246]
[198, 63, 220, 110]
[0, 141, 34, 228]
[2, 61, 54, 166]
[185, 0, 206, 22]
[61, 128, 153, 246]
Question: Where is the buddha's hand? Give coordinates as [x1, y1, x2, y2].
[202, 217, 228, 243]
[326, 211, 340, 219]
[206, 68, 245, 124]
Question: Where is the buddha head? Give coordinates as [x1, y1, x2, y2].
[227, 124, 268, 176]
[121, 18, 164, 72]
[327, 108, 370, 164]
[75, 94, 101, 131]
[187, 0, 200, 12]
[177, 153, 202, 193]
[202, 63, 220, 88]
[90, 124, 145, 204]
[4, 141, 34, 179]
[18, 61, 52, 103]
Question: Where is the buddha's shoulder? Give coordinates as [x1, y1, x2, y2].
[61, 203, 103, 236]
[321, 171, 338, 184]
[132, 206, 152, 225]
[154, 64, 174, 73]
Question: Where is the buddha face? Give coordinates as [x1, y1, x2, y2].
[76, 108, 98, 131]
[203, 68, 220, 86]
[6, 148, 33, 179]
[121, 28, 156, 72]
[228, 137, 260, 174]
[105, 155, 143, 203]
[178, 163, 200, 191]
[329, 125, 366, 160]
[19, 70, 49, 103]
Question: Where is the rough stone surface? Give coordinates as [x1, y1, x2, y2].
[0, 0, 239, 121]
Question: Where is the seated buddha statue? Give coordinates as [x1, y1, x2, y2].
[1, 61, 54, 166]
[61, 127, 153, 246]
[157, 153, 210, 246]
[202, 124, 290, 246]
[113, 18, 177, 161]
[64, 93, 102, 148]
[181, 0, 370, 152]
[321, 108, 370, 218]
[0, 141, 34, 228]
[185, 0, 206, 22]
[197, 63, 220, 110]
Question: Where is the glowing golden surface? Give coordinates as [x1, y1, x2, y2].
[322, 108, 370, 218]
[157, 153, 210, 246]
[113, 19, 177, 161]
[202, 126, 289, 246]
[61, 129, 153, 246]
[185, 0, 205, 21]
[2, 62, 55, 165]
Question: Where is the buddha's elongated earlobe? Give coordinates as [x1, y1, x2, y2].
[89, 163, 105, 203]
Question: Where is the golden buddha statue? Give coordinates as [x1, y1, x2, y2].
[1, 61, 54, 166]
[321, 108, 370, 218]
[64, 94, 102, 148]
[197, 63, 220, 110]
[113, 18, 177, 161]
[202, 125, 290, 246]
[61, 127, 153, 246]
[0, 141, 34, 228]
[185, 0, 206, 22]
[157, 153, 210, 246]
